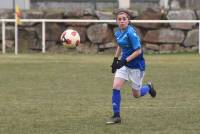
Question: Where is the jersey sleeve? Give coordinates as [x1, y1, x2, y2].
[128, 28, 141, 50]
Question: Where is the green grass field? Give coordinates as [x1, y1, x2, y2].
[0, 53, 200, 134]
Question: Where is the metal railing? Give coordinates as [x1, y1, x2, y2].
[1, 19, 200, 54]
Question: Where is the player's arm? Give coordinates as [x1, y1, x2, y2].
[126, 29, 142, 62]
[126, 48, 141, 62]
[116, 48, 141, 69]
[114, 46, 121, 58]
[111, 46, 121, 73]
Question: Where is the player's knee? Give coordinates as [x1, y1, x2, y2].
[132, 90, 140, 98]
[112, 78, 125, 89]
[133, 93, 140, 98]
[113, 83, 122, 89]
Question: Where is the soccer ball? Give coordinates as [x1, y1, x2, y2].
[60, 29, 80, 48]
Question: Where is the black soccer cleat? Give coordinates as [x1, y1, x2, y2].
[106, 116, 121, 125]
[148, 82, 156, 98]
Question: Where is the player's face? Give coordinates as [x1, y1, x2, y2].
[116, 13, 129, 30]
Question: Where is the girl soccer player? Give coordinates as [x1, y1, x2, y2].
[106, 9, 157, 124]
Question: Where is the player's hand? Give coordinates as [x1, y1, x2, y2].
[111, 57, 118, 73]
[116, 59, 127, 69]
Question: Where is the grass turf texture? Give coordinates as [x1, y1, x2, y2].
[0, 53, 200, 134]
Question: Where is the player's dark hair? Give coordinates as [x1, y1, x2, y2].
[115, 9, 132, 25]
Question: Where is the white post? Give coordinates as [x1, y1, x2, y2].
[159, 0, 169, 9]
[2, 20, 6, 54]
[24, 0, 30, 9]
[15, 19, 18, 55]
[199, 22, 200, 54]
[118, 0, 130, 9]
[42, 20, 46, 53]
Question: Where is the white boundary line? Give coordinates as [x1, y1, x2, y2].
[1, 19, 200, 54]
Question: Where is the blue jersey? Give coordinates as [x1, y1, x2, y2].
[114, 25, 145, 71]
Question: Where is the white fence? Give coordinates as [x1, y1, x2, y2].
[1, 19, 200, 54]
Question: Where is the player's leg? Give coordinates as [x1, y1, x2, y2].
[132, 89, 141, 98]
[112, 77, 125, 118]
[132, 85, 151, 98]
[106, 67, 128, 124]
[130, 69, 156, 98]
[147, 82, 156, 97]
[134, 82, 156, 98]
[106, 77, 125, 124]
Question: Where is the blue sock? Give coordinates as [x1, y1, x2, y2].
[140, 85, 150, 96]
[112, 89, 121, 117]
